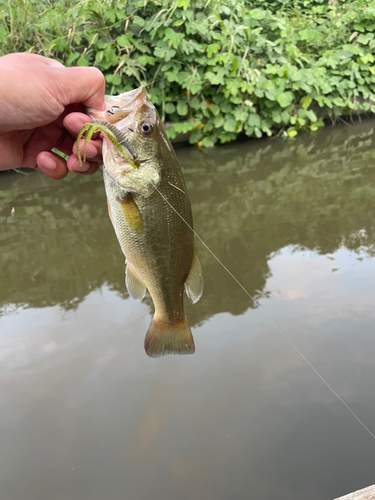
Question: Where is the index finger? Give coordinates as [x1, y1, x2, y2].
[63, 112, 94, 136]
[57, 66, 106, 111]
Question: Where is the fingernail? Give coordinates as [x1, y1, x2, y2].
[40, 157, 57, 170]
[74, 161, 91, 173]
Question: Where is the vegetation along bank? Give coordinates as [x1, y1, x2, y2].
[1, 0, 375, 145]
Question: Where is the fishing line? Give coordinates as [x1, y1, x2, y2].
[150, 180, 375, 442]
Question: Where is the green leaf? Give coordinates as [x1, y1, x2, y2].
[113, 74, 121, 85]
[272, 111, 281, 124]
[117, 35, 132, 47]
[164, 71, 178, 82]
[300, 96, 312, 109]
[201, 136, 215, 147]
[177, 101, 188, 116]
[133, 15, 145, 27]
[66, 52, 80, 66]
[189, 129, 203, 144]
[287, 127, 298, 138]
[276, 92, 294, 108]
[165, 102, 176, 114]
[176, 71, 190, 85]
[306, 110, 317, 122]
[104, 9, 116, 23]
[209, 104, 219, 115]
[358, 33, 374, 45]
[154, 47, 176, 61]
[250, 9, 266, 20]
[165, 49, 176, 62]
[190, 83, 202, 94]
[254, 128, 262, 138]
[299, 29, 324, 43]
[224, 117, 236, 132]
[106, 74, 121, 85]
[177, 0, 190, 9]
[207, 44, 220, 58]
[77, 55, 89, 66]
[214, 114, 224, 128]
[205, 70, 225, 85]
[333, 97, 345, 106]
[360, 53, 374, 64]
[281, 110, 290, 124]
[248, 114, 261, 128]
[218, 132, 237, 144]
[138, 55, 156, 66]
[164, 28, 185, 49]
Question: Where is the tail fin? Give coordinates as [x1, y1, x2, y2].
[144, 316, 195, 358]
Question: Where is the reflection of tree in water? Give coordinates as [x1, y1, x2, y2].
[1, 122, 375, 323]
[181, 122, 375, 324]
[0, 171, 129, 315]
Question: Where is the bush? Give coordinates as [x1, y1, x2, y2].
[1, 0, 375, 145]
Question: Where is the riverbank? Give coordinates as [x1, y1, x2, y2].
[169, 105, 375, 143]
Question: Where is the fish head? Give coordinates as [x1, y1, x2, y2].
[87, 87, 172, 189]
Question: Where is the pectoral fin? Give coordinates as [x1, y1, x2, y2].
[116, 193, 144, 233]
[126, 265, 146, 300]
[184, 248, 204, 304]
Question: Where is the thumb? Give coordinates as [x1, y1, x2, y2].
[57, 66, 106, 111]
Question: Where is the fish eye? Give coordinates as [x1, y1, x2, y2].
[139, 121, 153, 136]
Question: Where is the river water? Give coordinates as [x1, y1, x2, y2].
[1, 122, 375, 500]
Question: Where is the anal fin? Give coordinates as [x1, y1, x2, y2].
[126, 264, 146, 300]
[184, 248, 204, 304]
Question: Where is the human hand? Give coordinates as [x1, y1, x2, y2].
[0, 52, 106, 179]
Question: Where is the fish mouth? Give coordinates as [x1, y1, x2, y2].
[101, 136, 137, 183]
[86, 86, 153, 124]
[105, 86, 147, 116]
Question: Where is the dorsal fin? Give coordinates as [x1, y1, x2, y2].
[184, 248, 204, 304]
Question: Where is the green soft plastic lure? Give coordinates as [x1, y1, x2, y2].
[76, 120, 140, 169]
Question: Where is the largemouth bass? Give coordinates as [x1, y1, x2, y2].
[80, 87, 203, 357]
